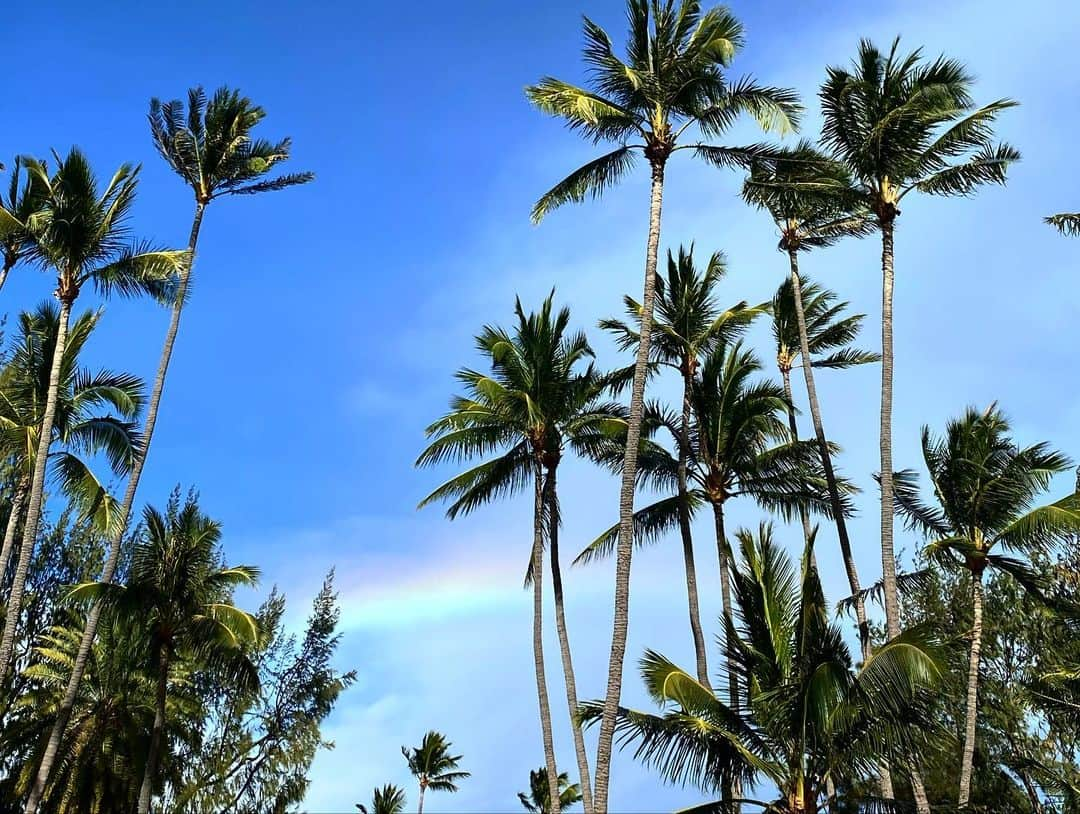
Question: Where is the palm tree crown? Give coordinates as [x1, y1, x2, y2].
[519, 767, 583, 814]
[149, 86, 314, 204]
[820, 38, 1019, 224]
[527, 0, 800, 222]
[402, 731, 470, 793]
[583, 526, 943, 813]
[357, 784, 408, 814]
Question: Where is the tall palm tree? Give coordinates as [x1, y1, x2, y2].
[519, 767, 583, 814]
[527, 6, 799, 803]
[1045, 213, 1080, 236]
[26, 87, 312, 813]
[599, 244, 760, 685]
[892, 405, 1080, 807]
[68, 494, 261, 814]
[401, 731, 470, 814]
[0, 157, 47, 294]
[744, 143, 878, 657]
[357, 785, 408, 814]
[581, 525, 942, 813]
[818, 37, 1019, 649]
[418, 295, 623, 814]
[1, 149, 182, 690]
[0, 304, 144, 674]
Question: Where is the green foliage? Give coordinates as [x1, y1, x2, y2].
[519, 767, 582, 813]
[581, 527, 943, 811]
[770, 277, 879, 374]
[357, 784, 408, 814]
[402, 730, 470, 793]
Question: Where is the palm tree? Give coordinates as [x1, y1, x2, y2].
[818, 37, 1019, 650]
[519, 767, 583, 814]
[527, 5, 799, 803]
[599, 244, 760, 686]
[0, 304, 144, 675]
[418, 295, 623, 814]
[401, 731, 470, 814]
[0, 157, 47, 294]
[1045, 213, 1080, 236]
[891, 405, 1080, 807]
[9, 617, 200, 814]
[69, 494, 260, 814]
[581, 524, 943, 813]
[26, 88, 312, 813]
[358, 785, 408, 814]
[0, 150, 182, 691]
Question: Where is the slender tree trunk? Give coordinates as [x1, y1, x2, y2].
[0, 477, 29, 593]
[138, 646, 170, 814]
[877, 221, 899, 639]
[417, 782, 426, 814]
[678, 371, 709, 687]
[543, 465, 593, 814]
[594, 158, 665, 814]
[787, 252, 870, 661]
[533, 464, 562, 814]
[25, 202, 205, 814]
[0, 297, 72, 679]
[0, 257, 13, 296]
[711, 500, 740, 812]
[958, 573, 984, 808]
[780, 368, 814, 549]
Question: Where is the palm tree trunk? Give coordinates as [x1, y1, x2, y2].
[877, 222, 900, 640]
[780, 368, 814, 549]
[678, 372, 709, 687]
[711, 500, 740, 812]
[533, 464, 562, 814]
[138, 646, 170, 814]
[0, 476, 29, 593]
[787, 252, 870, 661]
[0, 257, 13, 295]
[0, 297, 72, 680]
[594, 158, 665, 814]
[958, 573, 984, 808]
[25, 202, 206, 814]
[543, 465, 593, 814]
[417, 782, 426, 814]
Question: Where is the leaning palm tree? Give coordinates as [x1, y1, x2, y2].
[357, 785, 408, 814]
[1, 149, 183, 691]
[519, 767, 583, 814]
[1045, 213, 1080, 236]
[68, 493, 261, 814]
[0, 303, 144, 674]
[581, 524, 943, 813]
[527, 5, 799, 802]
[819, 38, 1019, 652]
[599, 244, 760, 685]
[0, 157, 47, 294]
[891, 405, 1080, 807]
[401, 731, 470, 814]
[418, 295, 623, 814]
[25, 88, 312, 812]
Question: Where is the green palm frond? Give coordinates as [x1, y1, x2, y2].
[1045, 213, 1080, 236]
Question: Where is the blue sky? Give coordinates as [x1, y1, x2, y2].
[4, 0, 1080, 811]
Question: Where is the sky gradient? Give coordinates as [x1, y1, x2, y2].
[4, 0, 1080, 811]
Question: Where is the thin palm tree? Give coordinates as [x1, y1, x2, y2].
[26, 87, 312, 812]
[581, 524, 942, 813]
[519, 767, 583, 814]
[1045, 213, 1080, 236]
[891, 405, 1080, 807]
[743, 141, 878, 658]
[527, 5, 799, 803]
[401, 731, 470, 814]
[0, 157, 47, 294]
[358, 785, 408, 814]
[417, 295, 623, 814]
[68, 493, 261, 814]
[1, 149, 183, 689]
[0, 303, 144, 671]
[819, 37, 1019, 648]
[599, 244, 760, 686]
